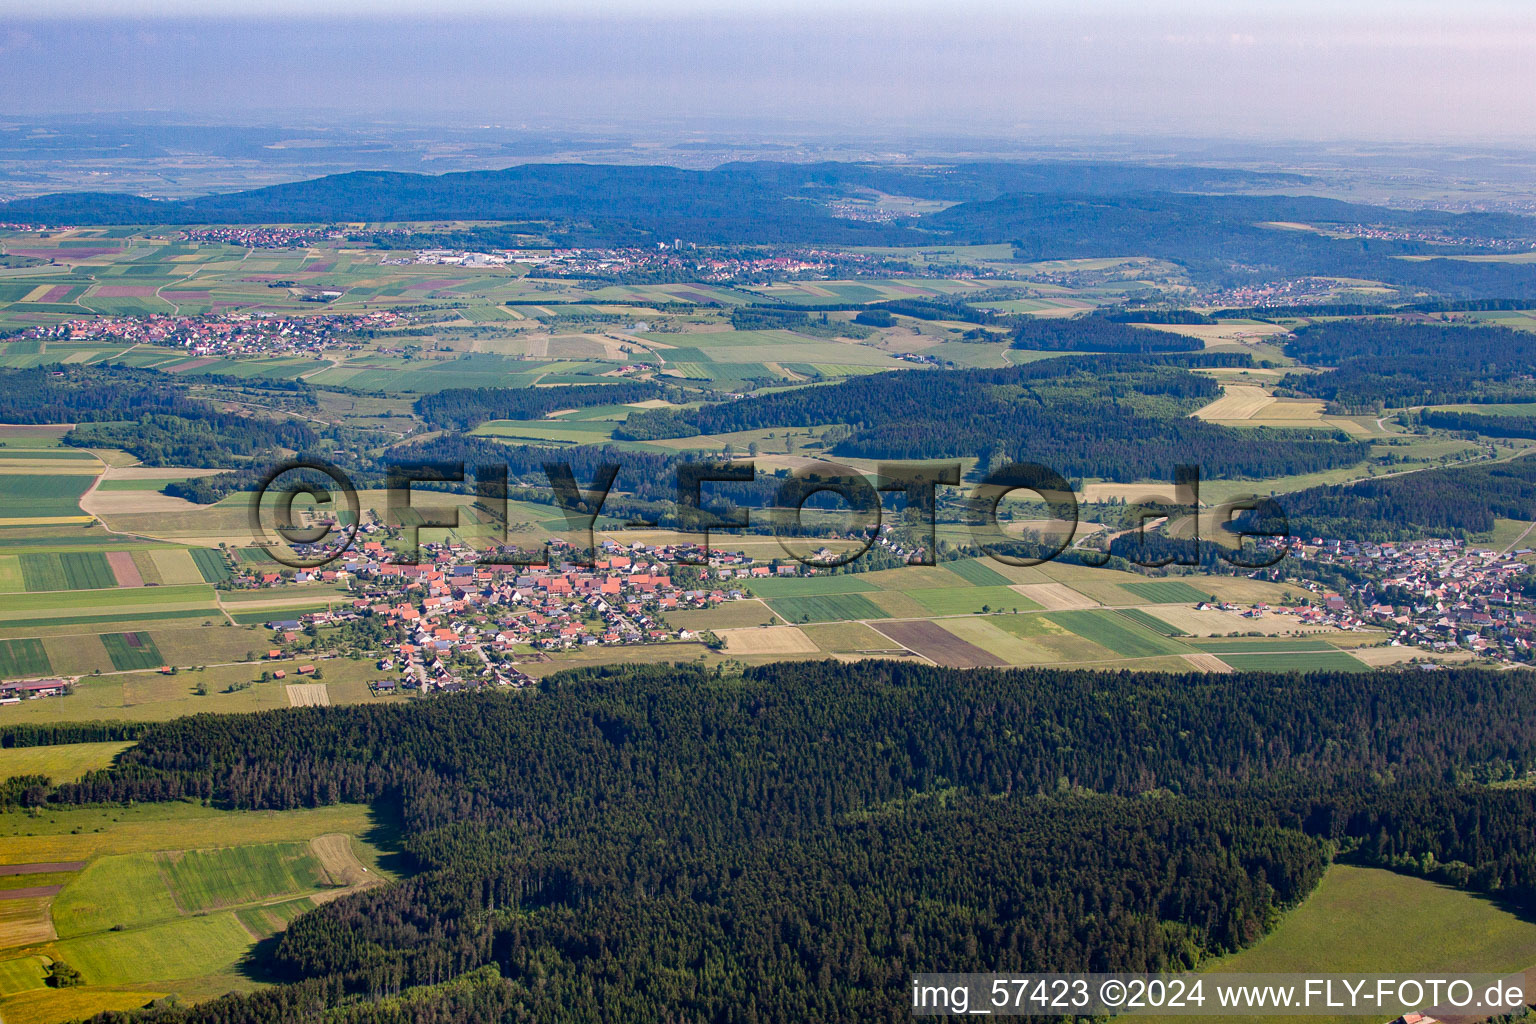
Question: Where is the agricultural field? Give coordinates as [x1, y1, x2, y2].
[98, 632, 165, 671]
[1117, 580, 1213, 604]
[0, 639, 50, 678]
[16, 552, 115, 593]
[0, 742, 131, 784]
[0, 473, 96, 523]
[768, 592, 889, 624]
[0, 801, 395, 1023]
[871, 619, 1007, 668]
[1160, 865, 1536, 1024]
[1214, 650, 1370, 672]
[1040, 610, 1192, 659]
[0, 657, 396, 723]
[908, 586, 1040, 616]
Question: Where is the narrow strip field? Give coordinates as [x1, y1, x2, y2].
[871, 620, 1006, 668]
[1215, 650, 1369, 672]
[105, 550, 143, 588]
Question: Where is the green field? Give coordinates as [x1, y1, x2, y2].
[0, 474, 95, 519]
[942, 559, 1014, 587]
[747, 575, 877, 598]
[229, 607, 323, 626]
[1159, 865, 1536, 1024]
[52, 853, 182, 936]
[0, 801, 393, 1019]
[189, 548, 232, 583]
[1190, 638, 1337, 653]
[0, 955, 46, 994]
[768, 593, 890, 623]
[160, 841, 329, 912]
[98, 632, 165, 671]
[1216, 651, 1369, 672]
[1042, 610, 1190, 658]
[1430, 402, 1536, 417]
[0, 638, 50, 677]
[0, 583, 214, 619]
[1115, 608, 1188, 637]
[0, 741, 130, 782]
[909, 586, 1040, 616]
[17, 551, 115, 592]
[50, 913, 257, 986]
[0, 608, 213, 636]
[1119, 580, 1212, 604]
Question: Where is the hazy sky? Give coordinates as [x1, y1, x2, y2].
[4, 1, 1535, 142]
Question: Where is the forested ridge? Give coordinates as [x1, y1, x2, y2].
[1010, 316, 1201, 353]
[0, 365, 315, 466]
[615, 355, 1367, 481]
[1418, 408, 1536, 440]
[1229, 454, 1536, 541]
[412, 381, 665, 431]
[1281, 321, 1536, 410]
[8, 162, 1536, 296]
[24, 659, 1536, 1023]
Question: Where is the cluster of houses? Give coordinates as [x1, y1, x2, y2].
[245, 536, 776, 695]
[388, 244, 932, 284]
[393, 245, 837, 280]
[174, 226, 345, 248]
[1198, 277, 1337, 308]
[1281, 535, 1536, 662]
[14, 309, 405, 357]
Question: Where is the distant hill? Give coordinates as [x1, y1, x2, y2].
[7, 159, 1534, 295]
[0, 159, 1299, 234]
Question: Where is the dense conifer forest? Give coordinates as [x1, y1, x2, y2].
[0, 366, 316, 466]
[615, 355, 1368, 481]
[1230, 455, 1536, 540]
[1281, 321, 1536, 409]
[413, 382, 665, 431]
[6, 659, 1531, 1023]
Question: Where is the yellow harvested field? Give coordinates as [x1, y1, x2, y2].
[80, 489, 206, 518]
[717, 626, 819, 656]
[0, 462, 99, 475]
[1009, 583, 1099, 610]
[309, 834, 370, 888]
[1139, 605, 1336, 637]
[1350, 646, 1476, 667]
[148, 549, 205, 585]
[285, 683, 330, 707]
[0, 988, 168, 1024]
[1248, 399, 1329, 421]
[1193, 385, 1275, 421]
[1136, 323, 1292, 343]
[0, 896, 56, 947]
[0, 517, 94, 527]
[1182, 653, 1233, 673]
[1076, 482, 1184, 504]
